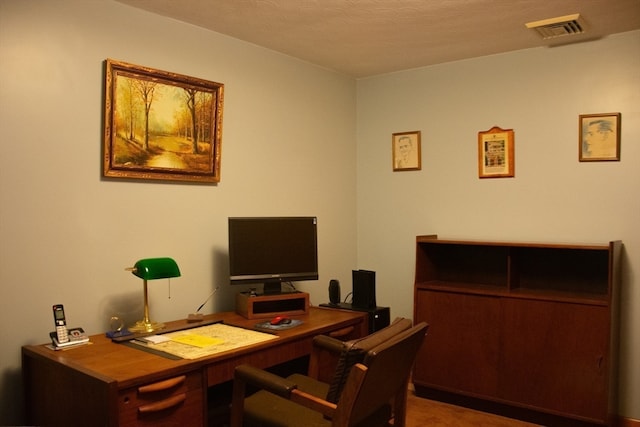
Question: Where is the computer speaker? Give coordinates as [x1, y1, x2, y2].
[352, 269, 376, 309]
[329, 279, 341, 304]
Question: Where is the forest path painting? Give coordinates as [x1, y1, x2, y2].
[103, 59, 224, 183]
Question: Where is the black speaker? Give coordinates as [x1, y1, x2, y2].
[352, 269, 376, 309]
[328, 279, 341, 305]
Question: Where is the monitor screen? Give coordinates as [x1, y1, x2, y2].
[228, 217, 319, 293]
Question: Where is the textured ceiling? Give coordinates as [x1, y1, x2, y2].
[115, 0, 640, 78]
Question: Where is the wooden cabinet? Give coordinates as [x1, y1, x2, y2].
[412, 235, 621, 426]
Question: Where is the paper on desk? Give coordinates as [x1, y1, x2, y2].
[140, 335, 171, 344]
[145, 323, 278, 359]
[170, 334, 224, 348]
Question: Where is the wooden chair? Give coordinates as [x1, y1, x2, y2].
[230, 319, 428, 427]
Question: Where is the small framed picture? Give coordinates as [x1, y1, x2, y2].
[392, 131, 421, 171]
[478, 126, 514, 178]
[579, 113, 621, 162]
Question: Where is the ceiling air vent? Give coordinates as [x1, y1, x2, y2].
[526, 13, 586, 40]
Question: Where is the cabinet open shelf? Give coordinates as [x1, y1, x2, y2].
[416, 235, 615, 301]
[416, 281, 508, 296]
[417, 280, 609, 305]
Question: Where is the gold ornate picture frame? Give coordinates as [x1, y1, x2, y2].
[478, 126, 514, 179]
[103, 59, 224, 183]
[392, 131, 421, 171]
[579, 113, 621, 162]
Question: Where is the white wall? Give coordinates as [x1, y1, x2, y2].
[0, 1, 356, 423]
[356, 31, 640, 418]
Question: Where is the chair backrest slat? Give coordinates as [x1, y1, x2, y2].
[325, 317, 413, 403]
[338, 322, 429, 427]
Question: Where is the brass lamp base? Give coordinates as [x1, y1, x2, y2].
[129, 276, 169, 334]
[129, 320, 165, 333]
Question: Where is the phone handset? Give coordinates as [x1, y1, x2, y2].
[53, 304, 69, 344]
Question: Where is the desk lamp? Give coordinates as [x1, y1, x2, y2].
[126, 257, 181, 333]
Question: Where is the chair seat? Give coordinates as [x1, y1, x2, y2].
[244, 374, 331, 427]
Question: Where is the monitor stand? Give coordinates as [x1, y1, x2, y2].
[236, 291, 309, 319]
[261, 280, 300, 295]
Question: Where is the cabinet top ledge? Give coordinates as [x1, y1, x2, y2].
[416, 235, 620, 250]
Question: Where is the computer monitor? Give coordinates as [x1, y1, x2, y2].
[228, 216, 319, 294]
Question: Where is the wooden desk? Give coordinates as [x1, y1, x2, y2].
[22, 306, 367, 427]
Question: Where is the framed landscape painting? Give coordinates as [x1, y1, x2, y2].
[103, 59, 224, 183]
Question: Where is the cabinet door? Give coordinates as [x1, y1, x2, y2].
[414, 290, 500, 397]
[500, 299, 609, 422]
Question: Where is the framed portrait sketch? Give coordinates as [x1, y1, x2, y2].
[392, 131, 421, 171]
[478, 126, 514, 178]
[579, 113, 621, 162]
[103, 59, 224, 183]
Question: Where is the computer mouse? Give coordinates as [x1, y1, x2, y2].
[270, 316, 292, 325]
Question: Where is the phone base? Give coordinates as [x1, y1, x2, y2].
[49, 327, 89, 348]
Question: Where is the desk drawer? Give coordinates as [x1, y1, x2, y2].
[119, 371, 204, 427]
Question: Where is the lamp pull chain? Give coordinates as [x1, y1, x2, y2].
[168, 278, 171, 299]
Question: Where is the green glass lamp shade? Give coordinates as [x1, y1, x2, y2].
[132, 257, 181, 280]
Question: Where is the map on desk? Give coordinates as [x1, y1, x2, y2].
[130, 323, 278, 360]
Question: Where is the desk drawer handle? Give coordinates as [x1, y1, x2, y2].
[329, 326, 354, 338]
[138, 375, 186, 394]
[138, 393, 186, 414]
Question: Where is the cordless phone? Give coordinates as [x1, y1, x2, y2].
[52, 304, 69, 344]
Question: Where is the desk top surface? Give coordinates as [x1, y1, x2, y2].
[22, 306, 366, 387]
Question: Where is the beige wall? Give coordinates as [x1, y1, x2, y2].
[356, 31, 640, 418]
[1, 0, 638, 423]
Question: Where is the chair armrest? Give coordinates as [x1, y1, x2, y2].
[234, 364, 297, 398]
[308, 335, 347, 379]
[312, 334, 346, 354]
[231, 364, 337, 426]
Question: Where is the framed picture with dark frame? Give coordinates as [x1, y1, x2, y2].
[103, 59, 224, 183]
[392, 131, 421, 171]
[579, 113, 621, 162]
[478, 126, 514, 178]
